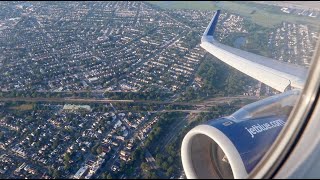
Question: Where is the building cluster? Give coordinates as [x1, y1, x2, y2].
[73, 152, 107, 179]
[268, 21, 318, 67]
[216, 13, 248, 41]
[138, 116, 159, 140]
[0, 1, 204, 94]
[280, 7, 320, 18]
[0, 102, 149, 179]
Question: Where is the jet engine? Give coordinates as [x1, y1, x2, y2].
[181, 90, 300, 179]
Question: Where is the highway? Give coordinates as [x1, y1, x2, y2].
[0, 95, 260, 107]
[145, 150, 158, 170]
[158, 115, 189, 152]
[148, 110, 211, 113]
[156, 96, 256, 152]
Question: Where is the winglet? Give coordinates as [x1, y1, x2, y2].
[203, 10, 221, 37]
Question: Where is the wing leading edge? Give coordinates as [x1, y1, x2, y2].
[200, 10, 308, 92]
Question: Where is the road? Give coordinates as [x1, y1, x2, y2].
[158, 115, 189, 152]
[157, 95, 257, 152]
[138, 138, 167, 177]
[148, 109, 211, 113]
[101, 109, 212, 113]
[0, 95, 260, 107]
[145, 150, 158, 170]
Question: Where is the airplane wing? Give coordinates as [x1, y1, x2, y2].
[200, 10, 308, 92]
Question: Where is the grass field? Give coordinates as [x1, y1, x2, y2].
[146, 1, 320, 28]
[216, 1, 320, 28]
[146, 1, 217, 11]
[10, 104, 34, 111]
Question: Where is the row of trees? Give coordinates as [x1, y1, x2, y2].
[104, 89, 173, 101]
[0, 90, 94, 99]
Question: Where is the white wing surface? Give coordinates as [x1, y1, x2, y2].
[201, 10, 308, 92]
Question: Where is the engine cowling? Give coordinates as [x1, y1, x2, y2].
[181, 90, 300, 179]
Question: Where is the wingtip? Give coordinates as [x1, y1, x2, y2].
[207, 10, 221, 36]
[203, 10, 221, 38]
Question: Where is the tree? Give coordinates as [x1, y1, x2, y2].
[103, 172, 113, 179]
[52, 139, 59, 149]
[64, 153, 71, 162]
[107, 174, 113, 179]
[96, 146, 103, 155]
[155, 154, 163, 163]
[120, 161, 126, 168]
[166, 145, 175, 157]
[150, 171, 158, 179]
[63, 161, 70, 171]
[53, 169, 60, 179]
[35, 141, 40, 148]
[161, 161, 169, 170]
[140, 162, 149, 171]
[91, 143, 99, 155]
[167, 156, 173, 165]
[132, 148, 141, 161]
[166, 167, 174, 177]
[0, 131, 4, 141]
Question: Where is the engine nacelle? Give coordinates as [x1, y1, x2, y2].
[181, 90, 300, 179]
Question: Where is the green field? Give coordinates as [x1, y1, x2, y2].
[10, 104, 34, 110]
[146, 1, 217, 11]
[146, 1, 320, 28]
[216, 1, 320, 28]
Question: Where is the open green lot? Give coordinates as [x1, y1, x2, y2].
[216, 1, 320, 28]
[146, 1, 217, 11]
[10, 103, 34, 110]
[146, 1, 320, 28]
